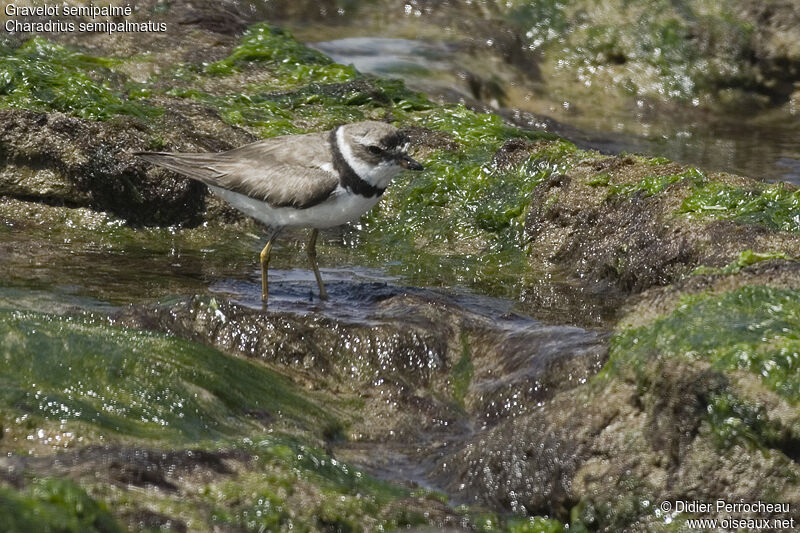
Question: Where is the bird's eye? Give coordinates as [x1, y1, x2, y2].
[367, 145, 383, 155]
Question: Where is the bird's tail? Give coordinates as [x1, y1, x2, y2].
[133, 151, 224, 182]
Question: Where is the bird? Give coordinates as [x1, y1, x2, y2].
[135, 120, 423, 304]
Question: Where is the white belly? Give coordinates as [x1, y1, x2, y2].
[209, 185, 382, 229]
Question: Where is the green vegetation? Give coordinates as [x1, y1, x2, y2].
[0, 308, 334, 446]
[205, 24, 358, 86]
[681, 181, 800, 233]
[586, 173, 610, 187]
[352, 129, 572, 297]
[0, 478, 122, 533]
[0, 37, 158, 120]
[606, 167, 800, 234]
[692, 249, 795, 276]
[609, 167, 704, 197]
[610, 286, 800, 403]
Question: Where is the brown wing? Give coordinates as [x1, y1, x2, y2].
[135, 131, 339, 209]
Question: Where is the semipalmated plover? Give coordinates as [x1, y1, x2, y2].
[135, 121, 423, 303]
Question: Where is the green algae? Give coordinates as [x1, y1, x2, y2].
[642, 156, 672, 166]
[0, 308, 335, 447]
[0, 37, 159, 120]
[170, 81, 381, 138]
[607, 166, 800, 234]
[205, 24, 358, 88]
[610, 286, 800, 403]
[586, 173, 610, 187]
[691, 249, 796, 276]
[348, 116, 569, 297]
[609, 167, 705, 197]
[0, 477, 122, 533]
[680, 181, 800, 233]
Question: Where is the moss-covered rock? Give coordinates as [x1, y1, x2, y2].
[0, 291, 595, 531]
[434, 284, 800, 530]
[524, 154, 800, 325]
[0, 307, 335, 452]
[258, 0, 800, 109]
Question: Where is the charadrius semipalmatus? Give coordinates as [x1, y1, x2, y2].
[135, 121, 423, 303]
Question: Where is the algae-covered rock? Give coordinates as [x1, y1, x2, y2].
[0, 290, 596, 531]
[261, 0, 800, 109]
[435, 284, 800, 530]
[524, 154, 800, 312]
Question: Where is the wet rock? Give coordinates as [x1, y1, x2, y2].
[0, 109, 208, 225]
[16, 446, 248, 490]
[115, 291, 607, 442]
[436, 358, 800, 529]
[524, 155, 800, 300]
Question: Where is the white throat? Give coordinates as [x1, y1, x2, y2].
[336, 127, 400, 190]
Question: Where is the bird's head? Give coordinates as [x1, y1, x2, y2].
[337, 121, 423, 189]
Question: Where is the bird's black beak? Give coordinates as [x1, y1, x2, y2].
[398, 153, 424, 171]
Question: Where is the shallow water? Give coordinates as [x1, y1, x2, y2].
[211, 264, 527, 324]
